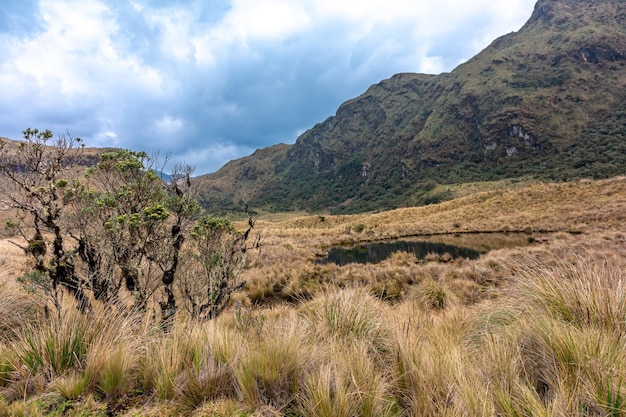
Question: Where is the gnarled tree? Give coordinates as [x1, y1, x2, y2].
[180, 214, 256, 320]
[0, 128, 89, 313]
[73, 150, 201, 320]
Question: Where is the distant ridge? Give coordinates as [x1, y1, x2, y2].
[195, 0, 626, 214]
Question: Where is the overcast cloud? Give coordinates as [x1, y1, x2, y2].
[0, 0, 537, 174]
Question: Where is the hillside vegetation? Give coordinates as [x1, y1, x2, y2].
[196, 0, 626, 214]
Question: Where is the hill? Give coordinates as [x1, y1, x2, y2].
[195, 0, 626, 214]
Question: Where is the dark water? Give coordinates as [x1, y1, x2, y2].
[317, 233, 534, 266]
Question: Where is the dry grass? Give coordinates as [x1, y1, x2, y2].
[0, 177, 625, 415]
[254, 176, 626, 241]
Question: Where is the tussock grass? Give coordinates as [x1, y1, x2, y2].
[9, 310, 90, 379]
[463, 248, 626, 416]
[235, 320, 307, 410]
[299, 343, 397, 417]
[301, 289, 394, 362]
[50, 372, 89, 400]
[2, 244, 626, 415]
[515, 249, 626, 335]
[82, 311, 143, 399]
[409, 278, 459, 310]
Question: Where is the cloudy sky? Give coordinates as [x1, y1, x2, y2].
[0, 0, 537, 174]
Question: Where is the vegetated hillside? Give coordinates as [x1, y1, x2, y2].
[0, 136, 110, 170]
[194, 144, 290, 212]
[195, 0, 626, 215]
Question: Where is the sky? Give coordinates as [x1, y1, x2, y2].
[0, 0, 537, 174]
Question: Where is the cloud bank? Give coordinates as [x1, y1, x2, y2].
[0, 0, 537, 173]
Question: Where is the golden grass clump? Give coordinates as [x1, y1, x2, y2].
[142, 321, 239, 406]
[300, 289, 394, 361]
[514, 249, 626, 335]
[235, 319, 309, 411]
[409, 278, 459, 311]
[462, 248, 626, 416]
[299, 342, 397, 417]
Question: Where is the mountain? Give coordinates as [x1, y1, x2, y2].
[195, 0, 626, 214]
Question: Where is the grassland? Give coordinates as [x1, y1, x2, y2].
[1, 177, 625, 416]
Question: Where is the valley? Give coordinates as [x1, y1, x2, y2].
[1, 176, 625, 416]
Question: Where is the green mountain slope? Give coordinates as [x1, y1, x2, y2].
[196, 0, 626, 214]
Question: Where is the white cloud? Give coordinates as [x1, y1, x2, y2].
[175, 142, 252, 174]
[227, 0, 311, 40]
[5, 0, 164, 97]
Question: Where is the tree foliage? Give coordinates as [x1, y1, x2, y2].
[180, 215, 255, 320]
[0, 129, 254, 323]
[0, 128, 88, 313]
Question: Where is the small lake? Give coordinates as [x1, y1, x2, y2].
[317, 233, 535, 266]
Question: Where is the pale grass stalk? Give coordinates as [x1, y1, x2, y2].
[144, 323, 202, 401]
[299, 340, 396, 417]
[0, 279, 43, 341]
[172, 322, 238, 411]
[121, 403, 180, 417]
[386, 301, 468, 416]
[492, 383, 553, 417]
[464, 247, 626, 416]
[173, 354, 234, 412]
[0, 344, 11, 389]
[583, 340, 626, 416]
[96, 345, 137, 398]
[394, 334, 457, 416]
[522, 319, 626, 415]
[299, 362, 353, 417]
[201, 320, 244, 365]
[469, 330, 552, 416]
[408, 278, 458, 311]
[143, 320, 240, 411]
[0, 399, 43, 417]
[0, 397, 7, 416]
[451, 356, 494, 416]
[337, 342, 396, 417]
[190, 398, 251, 417]
[515, 250, 626, 335]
